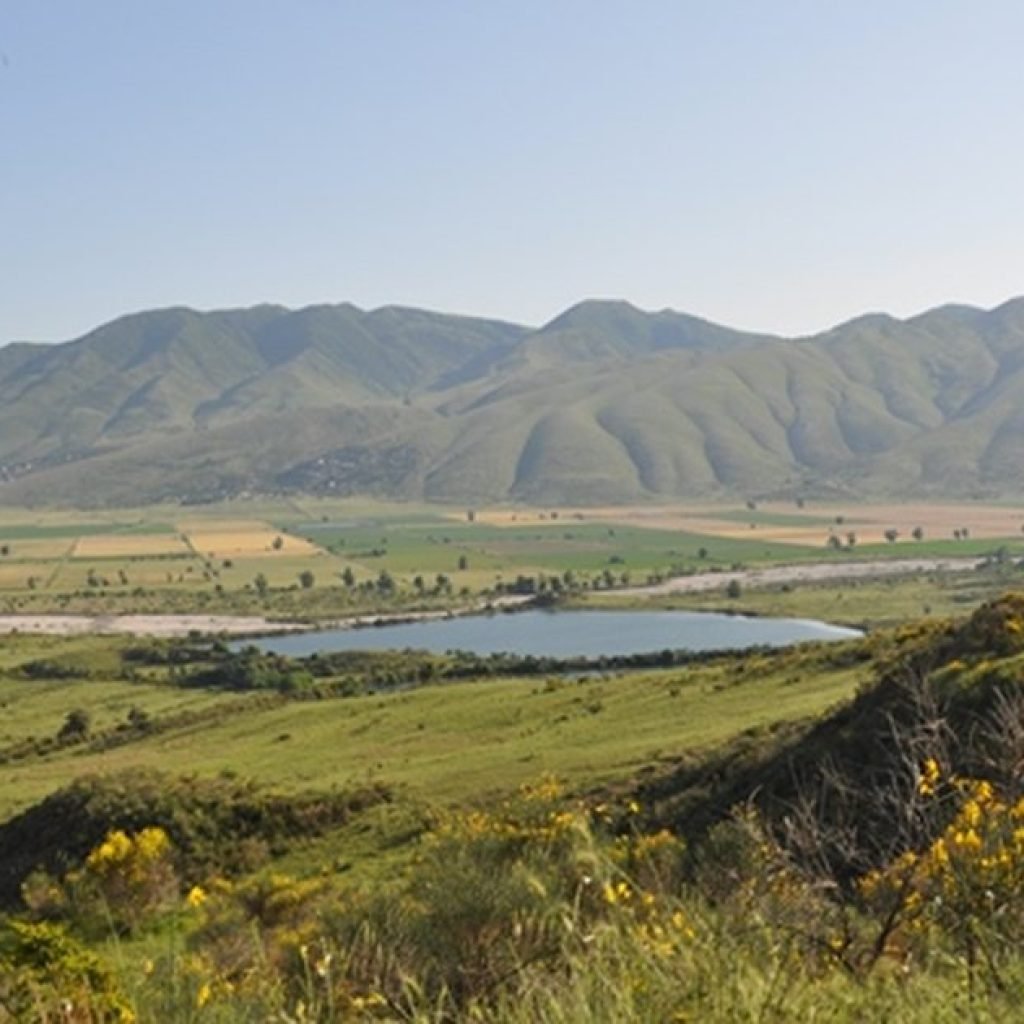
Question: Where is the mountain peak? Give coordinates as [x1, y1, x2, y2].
[540, 298, 644, 332]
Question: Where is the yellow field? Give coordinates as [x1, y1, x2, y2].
[0, 562, 55, 589]
[218, 553, 338, 589]
[0, 538, 76, 560]
[51, 560, 204, 589]
[181, 520, 323, 559]
[73, 534, 190, 558]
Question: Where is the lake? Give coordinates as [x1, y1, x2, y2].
[244, 609, 862, 659]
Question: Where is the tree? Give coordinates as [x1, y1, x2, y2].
[457, 554, 469, 571]
[340, 567, 356, 588]
[912, 526, 924, 541]
[884, 529, 899, 544]
[466, 509, 476, 523]
[0, 544, 9, 556]
[826, 534, 842, 550]
[271, 535, 284, 551]
[127, 706, 150, 730]
[254, 573, 269, 598]
[298, 570, 315, 589]
[725, 579, 742, 599]
[846, 531, 857, 548]
[58, 708, 91, 741]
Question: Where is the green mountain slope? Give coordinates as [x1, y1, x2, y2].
[0, 304, 523, 468]
[2, 297, 1024, 505]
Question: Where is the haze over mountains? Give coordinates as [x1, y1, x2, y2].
[2, 297, 1024, 507]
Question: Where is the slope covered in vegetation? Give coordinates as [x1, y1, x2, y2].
[3, 597, 1024, 1019]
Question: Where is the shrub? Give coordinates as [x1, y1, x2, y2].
[0, 919, 134, 1021]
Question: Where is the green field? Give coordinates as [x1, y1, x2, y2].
[287, 518, 826, 577]
[2, 498, 1022, 624]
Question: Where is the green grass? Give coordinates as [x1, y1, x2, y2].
[0, 523, 121, 540]
[0, 636, 865, 820]
[294, 520, 827, 578]
[852, 537, 1024, 559]
[0, 677, 231, 750]
[710, 507, 838, 527]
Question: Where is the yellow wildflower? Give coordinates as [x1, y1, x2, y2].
[186, 885, 208, 909]
[917, 758, 941, 797]
[352, 992, 387, 1009]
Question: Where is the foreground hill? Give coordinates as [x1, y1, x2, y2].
[4, 599, 1024, 1020]
[3, 297, 1024, 505]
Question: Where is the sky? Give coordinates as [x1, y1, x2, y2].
[3, 1, 1024, 345]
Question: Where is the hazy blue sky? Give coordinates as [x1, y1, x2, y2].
[3, 1, 1024, 343]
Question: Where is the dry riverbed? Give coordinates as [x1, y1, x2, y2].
[0, 614, 309, 638]
[0, 596, 534, 638]
[617, 556, 986, 596]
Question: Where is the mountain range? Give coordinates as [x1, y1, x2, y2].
[2, 296, 1024, 506]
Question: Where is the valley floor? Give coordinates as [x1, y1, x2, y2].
[0, 555, 996, 636]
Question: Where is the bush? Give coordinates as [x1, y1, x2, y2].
[0, 919, 133, 1021]
[67, 826, 179, 934]
[0, 769, 393, 909]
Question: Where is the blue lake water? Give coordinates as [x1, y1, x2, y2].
[245, 609, 862, 659]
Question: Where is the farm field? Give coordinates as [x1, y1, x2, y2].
[0, 498, 1022, 624]
[470, 499, 1024, 547]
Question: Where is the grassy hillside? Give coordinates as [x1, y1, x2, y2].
[5, 600, 1024, 1020]
[0, 632, 866, 824]
[5, 298, 1024, 505]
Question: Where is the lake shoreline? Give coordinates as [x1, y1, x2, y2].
[0, 556, 985, 639]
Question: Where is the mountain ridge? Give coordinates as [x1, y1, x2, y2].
[2, 296, 1024, 506]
